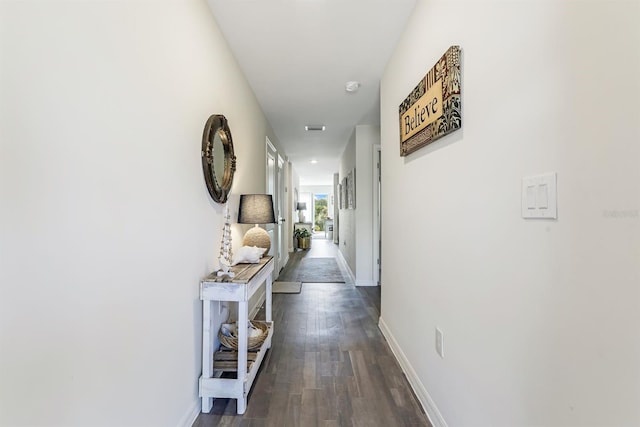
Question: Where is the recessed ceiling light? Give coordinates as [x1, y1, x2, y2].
[310, 160, 318, 164]
[345, 81, 360, 93]
[305, 125, 325, 131]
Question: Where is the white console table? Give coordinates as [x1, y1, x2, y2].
[199, 256, 274, 414]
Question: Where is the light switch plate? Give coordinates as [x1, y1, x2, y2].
[522, 172, 557, 219]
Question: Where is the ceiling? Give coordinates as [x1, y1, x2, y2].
[207, 0, 416, 186]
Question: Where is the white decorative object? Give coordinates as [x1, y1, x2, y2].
[232, 246, 267, 266]
[220, 321, 264, 339]
[217, 203, 235, 278]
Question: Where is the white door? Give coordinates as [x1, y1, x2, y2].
[276, 155, 286, 271]
[266, 137, 280, 279]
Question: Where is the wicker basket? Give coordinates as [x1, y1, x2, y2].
[219, 321, 269, 350]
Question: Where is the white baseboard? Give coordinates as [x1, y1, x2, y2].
[177, 399, 200, 427]
[281, 253, 289, 274]
[378, 317, 448, 427]
[336, 251, 372, 286]
[355, 279, 376, 286]
[336, 249, 356, 284]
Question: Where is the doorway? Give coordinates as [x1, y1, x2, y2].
[266, 137, 285, 279]
[276, 154, 286, 270]
[313, 193, 329, 239]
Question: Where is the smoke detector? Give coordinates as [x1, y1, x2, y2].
[345, 81, 360, 93]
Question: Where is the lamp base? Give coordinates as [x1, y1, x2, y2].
[298, 211, 305, 223]
[243, 226, 271, 254]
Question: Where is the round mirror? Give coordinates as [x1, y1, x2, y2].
[212, 129, 226, 185]
[201, 115, 236, 203]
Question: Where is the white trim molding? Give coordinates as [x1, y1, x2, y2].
[378, 317, 448, 427]
[355, 278, 376, 287]
[280, 252, 289, 279]
[177, 400, 200, 427]
[336, 249, 356, 285]
[372, 144, 381, 286]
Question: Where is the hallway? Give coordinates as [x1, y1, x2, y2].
[278, 237, 354, 285]
[193, 240, 431, 426]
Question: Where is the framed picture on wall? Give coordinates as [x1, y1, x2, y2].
[351, 168, 356, 208]
[346, 168, 356, 209]
[398, 46, 462, 156]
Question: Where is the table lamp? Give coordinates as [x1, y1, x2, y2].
[296, 202, 307, 223]
[237, 194, 276, 254]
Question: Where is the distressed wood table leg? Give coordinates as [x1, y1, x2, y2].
[266, 275, 272, 323]
[201, 300, 213, 413]
[237, 300, 248, 414]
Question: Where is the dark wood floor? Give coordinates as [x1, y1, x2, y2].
[193, 241, 431, 427]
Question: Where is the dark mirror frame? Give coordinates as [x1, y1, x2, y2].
[201, 114, 236, 203]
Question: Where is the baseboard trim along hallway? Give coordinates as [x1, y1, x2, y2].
[177, 400, 200, 427]
[336, 248, 356, 284]
[378, 317, 448, 427]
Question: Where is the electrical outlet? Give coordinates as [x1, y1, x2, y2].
[435, 328, 444, 358]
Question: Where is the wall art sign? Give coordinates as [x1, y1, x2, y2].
[340, 177, 347, 210]
[346, 168, 356, 209]
[399, 45, 462, 156]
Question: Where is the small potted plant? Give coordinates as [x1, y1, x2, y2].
[293, 227, 311, 250]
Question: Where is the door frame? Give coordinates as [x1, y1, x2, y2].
[276, 154, 287, 272]
[372, 144, 381, 286]
[265, 137, 287, 279]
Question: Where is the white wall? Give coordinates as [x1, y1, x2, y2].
[289, 165, 301, 252]
[300, 185, 332, 193]
[338, 126, 379, 285]
[380, 1, 639, 426]
[338, 131, 357, 273]
[285, 161, 294, 253]
[0, 1, 280, 425]
[301, 184, 334, 229]
[300, 184, 333, 202]
[354, 125, 379, 286]
[333, 173, 340, 244]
